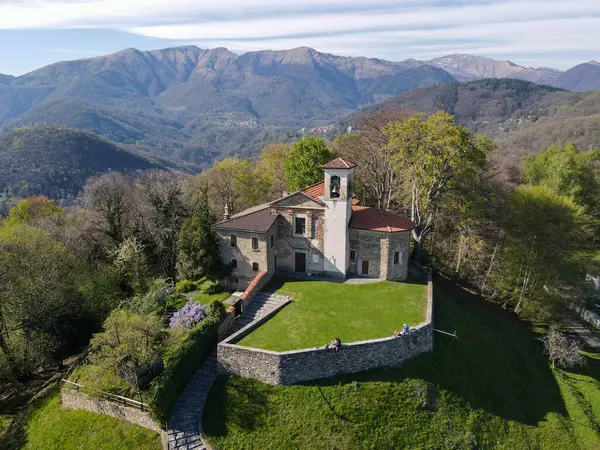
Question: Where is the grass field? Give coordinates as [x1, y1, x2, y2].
[17, 389, 161, 450]
[236, 277, 428, 351]
[203, 276, 600, 450]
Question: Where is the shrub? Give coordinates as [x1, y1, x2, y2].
[147, 314, 220, 424]
[169, 301, 207, 329]
[198, 279, 221, 295]
[175, 280, 197, 294]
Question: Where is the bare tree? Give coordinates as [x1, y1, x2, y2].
[335, 109, 412, 210]
[83, 172, 135, 246]
[540, 325, 587, 369]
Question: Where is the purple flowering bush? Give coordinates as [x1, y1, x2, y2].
[169, 301, 207, 329]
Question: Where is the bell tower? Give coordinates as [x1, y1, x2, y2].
[322, 157, 356, 278]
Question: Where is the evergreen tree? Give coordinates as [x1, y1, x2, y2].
[176, 192, 224, 281]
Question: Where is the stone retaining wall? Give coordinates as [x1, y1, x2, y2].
[218, 274, 434, 385]
[61, 388, 165, 436]
[569, 302, 600, 330]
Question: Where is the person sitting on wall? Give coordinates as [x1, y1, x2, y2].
[394, 324, 410, 337]
[329, 337, 341, 352]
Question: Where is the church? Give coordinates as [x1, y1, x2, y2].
[215, 157, 414, 289]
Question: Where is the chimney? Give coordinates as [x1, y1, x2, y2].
[223, 203, 230, 221]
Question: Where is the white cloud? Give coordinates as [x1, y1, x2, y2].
[0, 0, 598, 69]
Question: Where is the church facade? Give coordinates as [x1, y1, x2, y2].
[215, 157, 414, 290]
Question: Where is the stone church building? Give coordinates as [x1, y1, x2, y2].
[215, 157, 414, 289]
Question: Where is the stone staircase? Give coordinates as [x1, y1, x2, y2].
[225, 291, 291, 338]
[166, 291, 291, 450]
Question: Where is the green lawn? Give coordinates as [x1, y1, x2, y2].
[203, 276, 600, 450]
[18, 389, 161, 450]
[236, 277, 428, 351]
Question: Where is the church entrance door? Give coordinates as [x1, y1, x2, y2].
[294, 252, 306, 273]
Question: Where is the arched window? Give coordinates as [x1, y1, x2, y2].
[330, 175, 341, 198]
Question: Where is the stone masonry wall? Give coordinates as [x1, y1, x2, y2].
[569, 302, 600, 330]
[275, 209, 325, 275]
[217, 229, 272, 290]
[386, 231, 410, 281]
[218, 274, 434, 385]
[61, 388, 164, 434]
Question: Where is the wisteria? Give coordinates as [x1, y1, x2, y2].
[169, 301, 207, 330]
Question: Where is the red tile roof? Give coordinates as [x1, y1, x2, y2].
[322, 157, 357, 169]
[350, 206, 414, 232]
[300, 181, 360, 205]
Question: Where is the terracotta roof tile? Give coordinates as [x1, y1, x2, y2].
[350, 206, 414, 232]
[301, 181, 360, 205]
[215, 206, 278, 233]
[322, 157, 357, 169]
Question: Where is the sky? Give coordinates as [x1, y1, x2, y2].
[0, 0, 598, 75]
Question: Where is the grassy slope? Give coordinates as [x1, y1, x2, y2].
[204, 276, 600, 450]
[237, 277, 428, 351]
[20, 390, 161, 450]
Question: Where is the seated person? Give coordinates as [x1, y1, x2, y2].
[393, 330, 402, 337]
[329, 337, 342, 352]
[403, 323, 410, 335]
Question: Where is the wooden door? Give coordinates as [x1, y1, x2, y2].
[361, 260, 369, 275]
[294, 252, 306, 273]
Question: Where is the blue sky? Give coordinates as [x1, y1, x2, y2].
[0, 0, 598, 75]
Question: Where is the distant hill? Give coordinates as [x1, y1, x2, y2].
[424, 54, 561, 85]
[1, 46, 599, 165]
[0, 46, 456, 164]
[552, 61, 600, 92]
[0, 125, 184, 200]
[0, 74, 13, 85]
[351, 78, 600, 156]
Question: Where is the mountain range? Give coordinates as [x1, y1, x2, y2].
[1, 46, 599, 168]
[1, 45, 600, 201]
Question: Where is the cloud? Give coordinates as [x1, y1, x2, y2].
[0, 0, 598, 69]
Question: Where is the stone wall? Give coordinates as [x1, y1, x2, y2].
[240, 270, 273, 306]
[569, 302, 600, 330]
[386, 231, 410, 281]
[275, 209, 326, 275]
[218, 273, 434, 385]
[61, 388, 165, 436]
[217, 229, 274, 290]
[348, 229, 410, 281]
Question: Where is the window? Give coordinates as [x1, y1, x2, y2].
[394, 252, 400, 264]
[252, 262, 259, 272]
[270, 235, 274, 248]
[350, 250, 356, 261]
[231, 259, 237, 269]
[330, 175, 341, 198]
[252, 237, 259, 250]
[230, 235, 237, 247]
[295, 217, 306, 235]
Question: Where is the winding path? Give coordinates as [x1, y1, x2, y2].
[167, 292, 290, 450]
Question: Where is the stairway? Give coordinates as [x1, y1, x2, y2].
[166, 291, 291, 449]
[225, 291, 291, 338]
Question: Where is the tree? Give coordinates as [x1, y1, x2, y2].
[284, 137, 332, 192]
[134, 170, 187, 278]
[523, 143, 600, 231]
[176, 191, 224, 281]
[257, 143, 292, 200]
[83, 172, 134, 246]
[112, 237, 150, 294]
[87, 309, 165, 396]
[493, 185, 592, 316]
[200, 158, 269, 216]
[0, 225, 86, 379]
[334, 109, 412, 210]
[540, 325, 587, 369]
[5, 196, 63, 225]
[385, 112, 489, 261]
